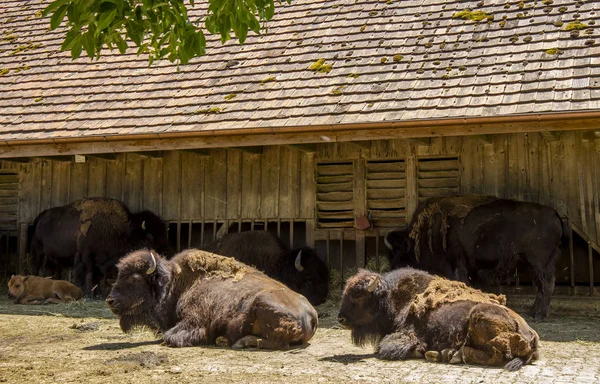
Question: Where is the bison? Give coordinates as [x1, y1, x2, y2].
[201, 231, 329, 305]
[7, 275, 83, 304]
[30, 198, 169, 296]
[105, 248, 318, 349]
[337, 268, 540, 371]
[384, 195, 570, 320]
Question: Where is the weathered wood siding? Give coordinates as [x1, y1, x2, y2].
[2, 131, 599, 246]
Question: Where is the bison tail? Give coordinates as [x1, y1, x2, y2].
[558, 215, 571, 248]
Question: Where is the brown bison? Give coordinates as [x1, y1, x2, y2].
[30, 197, 169, 296]
[338, 268, 540, 371]
[7, 275, 83, 304]
[384, 195, 570, 320]
[201, 231, 330, 305]
[106, 248, 318, 349]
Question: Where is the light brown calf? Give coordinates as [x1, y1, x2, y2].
[7, 275, 83, 304]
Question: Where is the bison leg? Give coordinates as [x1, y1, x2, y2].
[376, 330, 426, 360]
[163, 322, 209, 348]
[17, 296, 44, 305]
[531, 249, 558, 320]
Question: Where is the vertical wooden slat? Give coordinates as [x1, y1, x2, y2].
[569, 219, 575, 295]
[161, 151, 181, 221]
[355, 230, 365, 268]
[124, 154, 143, 212]
[143, 157, 163, 216]
[180, 152, 204, 221]
[339, 230, 344, 290]
[226, 149, 242, 220]
[290, 218, 294, 248]
[40, 160, 53, 210]
[588, 241, 594, 296]
[105, 155, 124, 201]
[261, 146, 281, 219]
[87, 157, 107, 198]
[354, 159, 366, 221]
[188, 220, 193, 249]
[305, 219, 315, 248]
[325, 230, 330, 267]
[205, 149, 227, 219]
[405, 153, 417, 222]
[299, 152, 316, 219]
[279, 147, 295, 219]
[176, 221, 181, 252]
[200, 220, 205, 246]
[18, 162, 36, 223]
[70, 161, 88, 201]
[241, 152, 261, 219]
[18, 223, 28, 274]
[50, 160, 70, 207]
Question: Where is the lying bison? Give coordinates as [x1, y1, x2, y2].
[30, 198, 169, 296]
[338, 268, 540, 370]
[201, 231, 329, 305]
[106, 249, 318, 349]
[384, 195, 570, 320]
[7, 275, 83, 304]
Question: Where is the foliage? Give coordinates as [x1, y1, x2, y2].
[42, 0, 289, 65]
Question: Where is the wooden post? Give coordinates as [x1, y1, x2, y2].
[569, 219, 575, 296]
[375, 229, 381, 271]
[405, 154, 418, 221]
[589, 241, 594, 296]
[176, 220, 181, 253]
[188, 220, 193, 249]
[305, 219, 315, 248]
[339, 230, 344, 290]
[19, 223, 28, 274]
[355, 230, 365, 269]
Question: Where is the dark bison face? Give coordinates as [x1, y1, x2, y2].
[338, 271, 386, 346]
[130, 211, 171, 256]
[384, 230, 414, 270]
[287, 247, 329, 305]
[106, 249, 169, 333]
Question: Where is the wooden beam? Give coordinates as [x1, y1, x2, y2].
[539, 131, 561, 141]
[346, 140, 371, 150]
[137, 151, 163, 158]
[37, 156, 72, 162]
[403, 138, 431, 146]
[1, 115, 600, 159]
[284, 144, 318, 153]
[1, 157, 30, 163]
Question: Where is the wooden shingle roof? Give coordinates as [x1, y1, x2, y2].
[0, 0, 599, 146]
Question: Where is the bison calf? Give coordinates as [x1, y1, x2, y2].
[106, 249, 318, 350]
[338, 268, 539, 371]
[7, 275, 83, 304]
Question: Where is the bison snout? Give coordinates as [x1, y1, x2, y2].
[105, 296, 120, 314]
[337, 316, 346, 325]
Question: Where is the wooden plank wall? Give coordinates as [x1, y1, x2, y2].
[2, 131, 599, 246]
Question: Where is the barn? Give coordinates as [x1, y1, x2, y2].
[0, 0, 598, 307]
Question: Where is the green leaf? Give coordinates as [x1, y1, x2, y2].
[71, 38, 83, 59]
[81, 31, 95, 58]
[60, 30, 81, 51]
[97, 9, 117, 31]
[42, 0, 69, 17]
[49, 4, 68, 30]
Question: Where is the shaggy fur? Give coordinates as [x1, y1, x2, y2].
[385, 195, 570, 320]
[7, 275, 83, 304]
[338, 268, 540, 371]
[106, 249, 318, 350]
[29, 198, 169, 296]
[201, 231, 329, 305]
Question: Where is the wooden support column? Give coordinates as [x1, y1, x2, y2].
[305, 219, 315, 248]
[19, 223, 28, 274]
[405, 154, 418, 221]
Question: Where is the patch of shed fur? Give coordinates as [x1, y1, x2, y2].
[410, 276, 506, 318]
[409, 195, 498, 261]
[74, 199, 129, 236]
[184, 250, 247, 281]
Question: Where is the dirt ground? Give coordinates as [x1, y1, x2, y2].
[0, 296, 599, 384]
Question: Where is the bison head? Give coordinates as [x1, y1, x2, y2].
[384, 230, 415, 270]
[7, 275, 26, 301]
[286, 247, 329, 305]
[106, 249, 171, 333]
[129, 211, 171, 256]
[338, 270, 392, 347]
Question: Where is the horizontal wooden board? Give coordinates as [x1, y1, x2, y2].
[366, 179, 405, 189]
[418, 170, 460, 179]
[0, 205, 17, 213]
[317, 191, 354, 202]
[317, 201, 354, 211]
[317, 181, 353, 193]
[0, 175, 18, 183]
[316, 175, 354, 184]
[366, 161, 406, 173]
[317, 211, 355, 220]
[0, 183, 18, 190]
[0, 190, 18, 197]
[371, 218, 406, 228]
[366, 172, 406, 180]
[369, 209, 406, 218]
[367, 189, 405, 200]
[417, 178, 460, 188]
[317, 221, 355, 228]
[418, 159, 459, 171]
[0, 197, 18, 205]
[418, 187, 461, 198]
[316, 163, 353, 176]
[367, 198, 406, 210]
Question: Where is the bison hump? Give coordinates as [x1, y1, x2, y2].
[409, 277, 506, 318]
[184, 250, 248, 281]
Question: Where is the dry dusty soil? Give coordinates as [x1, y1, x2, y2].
[0, 297, 599, 384]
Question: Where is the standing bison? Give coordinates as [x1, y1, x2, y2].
[338, 268, 540, 370]
[384, 195, 570, 320]
[30, 198, 169, 296]
[106, 249, 318, 349]
[201, 231, 329, 305]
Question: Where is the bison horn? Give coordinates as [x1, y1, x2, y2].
[383, 232, 393, 250]
[146, 252, 157, 275]
[294, 250, 304, 272]
[367, 276, 380, 293]
[141, 220, 146, 230]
